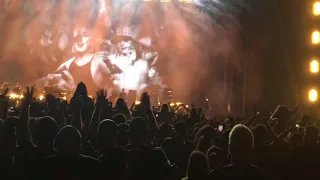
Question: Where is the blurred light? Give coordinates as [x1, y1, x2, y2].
[62, 96, 67, 101]
[308, 89, 318, 102]
[9, 94, 19, 99]
[206, 98, 209, 101]
[179, 0, 192, 3]
[113, 80, 119, 85]
[310, 59, 319, 73]
[39, 95, 44, 101]
[186, 105, 189, 108]
[135, 101, 141, 105]
[313, 2, 320, 16]
[170, 102, 175, 107]
[176, 102, 182, 106]
[158, 102, 161, 105]
[19, 95, 24, 99]
[312, 31, 320, 44]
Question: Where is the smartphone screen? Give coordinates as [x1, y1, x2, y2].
[218, 125, 223, 132]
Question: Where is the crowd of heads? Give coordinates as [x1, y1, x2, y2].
[0, 82, 319, 180]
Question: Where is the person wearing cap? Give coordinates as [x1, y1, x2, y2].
[95, 25, 164, 96]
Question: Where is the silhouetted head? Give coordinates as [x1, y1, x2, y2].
[129, 117, 148, 146]
[252, 125, 268, 148]
[304, 126, 318, 146]
[206, 146, 227, 170]
[195, 125, 215, 145]
[74, 82, 88, 97]
[54, 126, 82, 154]
[139, 92, 151, 110]
[288, 132, 302, 148]
[34, 116, 59, 146]
[272, 105, 290, 129]
[142, 147, 171, 180]
[118, 123, 129, 147]
[190, 107, 198, 116]
[174, 121, 187, 137]
[161, 104, 170, 113]
[229, 124, 254, 163]
[115, 98, 128, 110]
[1, 117, 19, 147]
[97, 120, 118, 151]
[161, 137, 177, 163]
[113, 113, 126, 124]
[187, 151, 208, 180]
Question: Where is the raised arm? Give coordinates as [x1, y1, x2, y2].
[87, 89, 106, 142]
[20, 87, 34, 136]
[0, 88, 9, 120]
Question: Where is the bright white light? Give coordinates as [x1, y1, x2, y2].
[312, 31, 320, 44]
[135, 101, 141, 105]
[313, 2, 320, 16]
[310, 59, 319, 73]
[39, 95, 44, 101]
[308, 89, 318, 102]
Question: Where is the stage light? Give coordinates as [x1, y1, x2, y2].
[170, 102, 175, 106]
[312, 31, 320, 44]
[39, 95, 44, 101]
[310, 59, 319, 74]
[9, 94, 18, 99]
[185, 105, 189, 108]
[308, 89, 318, 102]
[176, 102, 182, 106]
[313, 2, 320, 16]
[113, 80, 119, 85]
[135, 101, 141, 105]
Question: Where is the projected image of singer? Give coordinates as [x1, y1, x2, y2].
[99, 26, 163, 95]
[36, 26, 112, 95]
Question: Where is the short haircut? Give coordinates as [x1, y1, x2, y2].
[229, 124, 254, 155]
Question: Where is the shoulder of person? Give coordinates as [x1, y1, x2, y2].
[79, 154, 102, 163]
[207, 166, 228, 180]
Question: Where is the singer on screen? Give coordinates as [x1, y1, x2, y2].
[36, 25, 163, 96]
[98, 25, 164, 95]
[35, 25, 112, 95]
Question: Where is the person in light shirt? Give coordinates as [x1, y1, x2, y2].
[98, 25, 164, 96]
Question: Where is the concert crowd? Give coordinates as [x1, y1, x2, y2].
[0, 81, 318, 180]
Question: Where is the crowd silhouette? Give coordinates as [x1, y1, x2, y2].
[0, 82, 318, 180]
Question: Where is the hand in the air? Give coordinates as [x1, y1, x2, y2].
[95, 89, 107, 108]
[23, 87, 34, 105]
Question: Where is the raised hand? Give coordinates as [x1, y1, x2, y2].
[0, 88, 9, 99]
[23, 87, 34, 105]
[0, 88, 9, 119]
[95, 89, 107, 108]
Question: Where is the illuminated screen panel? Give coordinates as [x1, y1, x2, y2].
[0, 0, 240, 103]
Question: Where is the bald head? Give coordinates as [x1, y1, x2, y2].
[229, 124, 254, 159]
